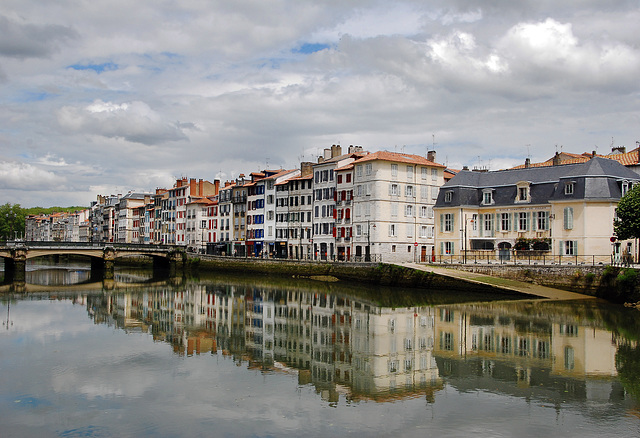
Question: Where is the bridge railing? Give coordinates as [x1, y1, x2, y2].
[5, 241, 178, 252]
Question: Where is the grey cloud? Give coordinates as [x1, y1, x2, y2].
[57, 101, 190, 146]
[0, 15, 77, 58]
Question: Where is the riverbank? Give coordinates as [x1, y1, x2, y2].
[434, 263, 639, 303]
[184, 254, 517, 294]
[182, 254, 639, 302]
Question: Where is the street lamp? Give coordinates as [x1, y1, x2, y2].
[366, 220, 376, 262]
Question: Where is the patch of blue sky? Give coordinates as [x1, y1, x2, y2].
[10, 91, 57, 103]
[292, 43, 331, 54]
[68, 62, 118, 73]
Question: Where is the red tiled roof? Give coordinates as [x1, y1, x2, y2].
[354, 150, 446, 168]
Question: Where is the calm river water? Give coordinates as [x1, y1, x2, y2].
[1, 261, 640, 437]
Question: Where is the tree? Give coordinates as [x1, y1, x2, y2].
[614, 185, 640, 241]
[0, 203, 25, 240]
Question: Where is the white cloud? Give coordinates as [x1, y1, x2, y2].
[0, 161, 65, 190]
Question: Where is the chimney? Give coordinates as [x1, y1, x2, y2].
[214, 179, 220, 195]
[612, 146, 626, 154]
[427, 150, 436, 162]
[199, 179, 204, 196]
[552, 152, 561, 166]
[324, 148, 332, 160]
[592, 150, 597, 158]
[300, 162, 313, 177]
[524, 158, 530, 168]
[331, 144, 342, 158]
[462, 165, 469, 171]
[189, 178, 196, 195]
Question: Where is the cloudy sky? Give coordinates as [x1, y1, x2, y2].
[1, 1, 639, 207]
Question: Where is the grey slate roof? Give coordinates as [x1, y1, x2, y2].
[436, 156, 640, 208]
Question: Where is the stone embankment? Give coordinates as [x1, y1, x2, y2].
[185, 254, 505, 294]
[428, 263, 639, 303]
[183, 254, 640, 303]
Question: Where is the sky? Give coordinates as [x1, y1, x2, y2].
[1, 1, 639, 208]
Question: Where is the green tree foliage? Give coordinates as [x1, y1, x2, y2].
[0, 203, 26, 240]
[616, 343, 640, 401]
[614, 185, 640, 241]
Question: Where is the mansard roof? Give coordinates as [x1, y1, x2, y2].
[437, 156, 640, 207]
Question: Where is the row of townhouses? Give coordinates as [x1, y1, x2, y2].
[25, 144, 640, 263]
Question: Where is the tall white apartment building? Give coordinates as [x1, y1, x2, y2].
[351, 151, 445, 263]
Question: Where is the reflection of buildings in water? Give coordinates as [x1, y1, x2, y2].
[26, 268, 92, 285]
[84, 285, 443, 402]
[431, 302, 633, 408]
[432, 303, 620, 378]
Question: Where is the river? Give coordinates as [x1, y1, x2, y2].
[1, 260, 639, 437]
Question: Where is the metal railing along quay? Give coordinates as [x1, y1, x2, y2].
[433, 251, 633, 267]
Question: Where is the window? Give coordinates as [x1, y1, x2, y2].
[537, 211, 548, 230]
[431, 168, 437, 180]
[420, 206, 427, 218]
[405, 205, 413, 217]
[518, 187, 528, 201]
[562, 240, 577, 255]
[405, 185, 414, 197]
[365, 163, 372, 175]
[565, 183, 574, 195]
[391, 163, 398, 177]
[407, 166, 414, 181]
[356, 165, 363, 177]
[622, 180, 631, 196]
[482, 190, 493, 205]
[444, 191, 452, 203]
[355, 225, 362, 236]
[420, 226, 428, 238]
[563, 207, 573, 230]
[391, 203, 398, 217]
[445, 242, 454, 254]
[421, 167, 428, 180]
[444, 213, 453, 232]
[501, 213, 510, 232]
[389, 224, 397, 236]
[518, 212, 528, 231]
[390, 184, 399, 196]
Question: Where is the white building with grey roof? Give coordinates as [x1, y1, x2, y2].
[434, 156, 640, 263]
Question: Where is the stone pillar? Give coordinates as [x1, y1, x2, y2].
[102, 247, 116, 280]
[6, 248, 27, 283]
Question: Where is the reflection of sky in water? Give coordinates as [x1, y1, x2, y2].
[0, 293, 639, 437]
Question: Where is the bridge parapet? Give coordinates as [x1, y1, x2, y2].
[0, 242, 186, 282]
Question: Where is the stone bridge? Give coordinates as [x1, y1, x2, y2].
[0, 242, 185, 281]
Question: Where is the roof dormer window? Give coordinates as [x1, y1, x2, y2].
[482, 189, 494, 205]
[622, 180, 632, 196]
[444, 191, 453, 203]
[564, 182, 575, 195]
[515, 181, 531, 203]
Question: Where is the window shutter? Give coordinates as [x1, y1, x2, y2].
[479, 214, 484, 237]
[532, 212, 537, 231]
[573, 241, 578, 256]
[451, 242, 455, 255]
[440, 214, 444, 233]
[389, 184, 392, 196]
[440, 242, 443, 255]
[545, 212, 550, 230]
[559, 241, 564, 255]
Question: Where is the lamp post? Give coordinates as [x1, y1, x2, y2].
[366, 220, 375, 262]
